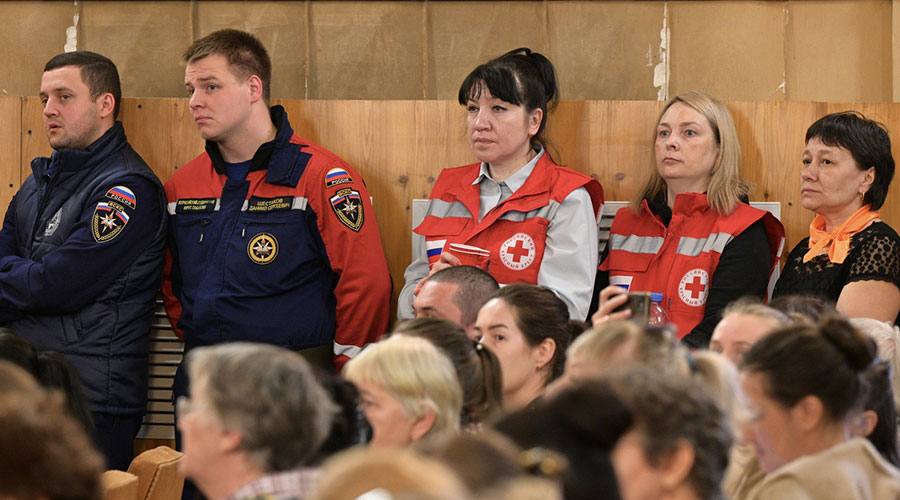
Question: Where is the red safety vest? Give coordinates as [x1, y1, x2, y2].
[599, 193, 784, 338]
[415, 155, 604, 285]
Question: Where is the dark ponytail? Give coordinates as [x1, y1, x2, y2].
[391, 318, 503, 425]
[741, 315, 876, 421]
[457, 47, 560, 156]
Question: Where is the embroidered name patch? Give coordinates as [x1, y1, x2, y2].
[324, 167, 353, 188]
[105, 186, 136, 209]
[91, 201, 130, 242]
[247, 232, 278, 265]
[329, 188, 364, 232]
[246, 196, 293, 213]
[175, 198, 217, 213]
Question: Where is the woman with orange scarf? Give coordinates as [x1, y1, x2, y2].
[773, 111, 900, 324]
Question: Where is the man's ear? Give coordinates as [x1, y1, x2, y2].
[97, 92, 115, 120]
[658, 440, 695, 492]
[218, 427, 244, 454]
[247, 74, 264, 104]
[410, 407, 437, 442]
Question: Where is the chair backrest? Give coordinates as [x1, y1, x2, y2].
[101, 470, 139, 500]
[127, 446, 185, 500]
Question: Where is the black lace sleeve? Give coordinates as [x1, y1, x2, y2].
[845, 223, 900, 289]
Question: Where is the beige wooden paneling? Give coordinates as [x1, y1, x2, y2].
[0, 2, 73, 97]
[0, 98, 22, 209]
[10, 98, 900, 310]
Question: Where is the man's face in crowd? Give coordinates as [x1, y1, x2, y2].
[40, 66, 108, 150]
[184, 53, 254, 144]
[413, 280, 465, 328]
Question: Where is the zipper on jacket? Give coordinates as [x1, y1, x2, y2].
[198, 219, 211, 243]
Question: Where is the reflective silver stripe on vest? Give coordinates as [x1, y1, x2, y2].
[676, 232, 735, 257]
[334, 341, 369, 358]
[425, 199, 473, 219]
[238, 197, 309, 211]
[166, 199, 222, 215]
[608, 234, 664, 254]
[497, 200, 561, 222]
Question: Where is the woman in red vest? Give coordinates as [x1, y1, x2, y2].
[398, 48, 604, 321]
[594, 92, 784, 347]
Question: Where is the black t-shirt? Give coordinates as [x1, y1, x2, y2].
[774, 221, 900, 325]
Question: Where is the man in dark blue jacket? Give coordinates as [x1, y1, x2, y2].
[0, 51, 167, 470]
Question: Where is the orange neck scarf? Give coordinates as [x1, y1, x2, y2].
[804, 205, 879, 264]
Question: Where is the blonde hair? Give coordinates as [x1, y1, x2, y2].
[568, 321, 688, 377]
[344, 335, 463, 445]
[691, 350, 750, 434]
[313, 447, 471, 500]
[632, 91, 750, 215]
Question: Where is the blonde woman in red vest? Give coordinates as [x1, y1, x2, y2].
[594, 92, 784, 348]
[772, 112, 900, 325]
[398, 48, 604, 322]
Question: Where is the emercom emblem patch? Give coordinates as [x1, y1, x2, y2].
[247, 232, 278, 265]
[91, 201, 130, 243]
[329, 188, 364, 232]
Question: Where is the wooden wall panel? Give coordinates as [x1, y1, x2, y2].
[8, 97, 900, 311]
[0, 98, 22, 210]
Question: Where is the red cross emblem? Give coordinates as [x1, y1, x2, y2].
[500, 233, 536, 271]
[678, 269, 709, 307]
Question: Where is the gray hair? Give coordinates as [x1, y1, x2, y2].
[187, 343, 337, 471]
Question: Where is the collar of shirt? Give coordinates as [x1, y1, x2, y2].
[224, 468, 320, 500]
[472, 147, 544, 193]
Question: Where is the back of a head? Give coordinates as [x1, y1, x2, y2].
[429, 266, 500, 328]
[187, 342, 337, 471]
[427, 430, 524, 494]
[849, 317, 900, 414]
[741, 315, 877, 423]
[43, 51, 121, 120]
[860, 360, 899, 467]
[313, 447, 471, 500]
[690, 350, 748, 434]
[392, 318, 503, 426]
[604, 366, 733, 500]
[183, 28, 272, 102]
[569, 321, 687, 377]
[344, 335, 463, 445]
[769, 294, 837, 324]
[494, 379, 631, 500]
[0, 361, 103, 500]
[0, 333, 94, 435]
[490, 284, 571, 381]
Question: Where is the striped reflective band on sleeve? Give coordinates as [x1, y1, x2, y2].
[334, 341, 369, 359]
[424, 199, 473, 219]
[608, 234, 664, 254]
[675, 232, 735, 257]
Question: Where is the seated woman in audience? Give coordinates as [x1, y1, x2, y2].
[740, 316, 900, 499]
[856, 360, 900, 467]
[392, 317, 504, 428]
[773, 111, 900, 324]
[709, 298, 790, 365]
[473, 284, 570, 410]
[594, 92, 783, 347]
[604, 367, 733, 500]
[343, 335, 462, 447]
[399, 48, 603, 321]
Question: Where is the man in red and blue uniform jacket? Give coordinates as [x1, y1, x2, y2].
[161, 105, 392, 371]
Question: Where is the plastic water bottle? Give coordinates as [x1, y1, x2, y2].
[648, 292, 668, 327]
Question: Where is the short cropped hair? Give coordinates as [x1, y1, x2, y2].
[806, 111, 895, 210]
[633, 92, 748, 215]
[344, 335, 462, 445]
[44, 51, 121, 120]
[0, 361, 104, 500]
[187, 343, 337, 471]
[606, 367, 733, 500]
[429, 266, 499, 328]
[184, 29, 272, 102]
